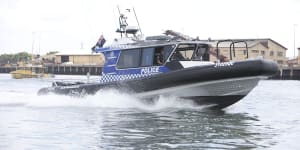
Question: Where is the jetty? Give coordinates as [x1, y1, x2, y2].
[0, 65, 102, 76]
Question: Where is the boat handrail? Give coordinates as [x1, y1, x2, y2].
[216, 40, 249, 61]
[229, 40, 249, 59]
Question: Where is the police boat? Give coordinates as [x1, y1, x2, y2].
[38, 13, 278, 109]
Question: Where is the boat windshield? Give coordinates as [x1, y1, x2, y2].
[170, 44, 209, 61]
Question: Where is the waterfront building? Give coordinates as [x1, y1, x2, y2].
[55, 53, 104, 66]
[207, 39, 287, 65]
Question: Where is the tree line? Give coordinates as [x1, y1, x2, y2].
[0, 52, 32, 65]
[0, 51, 59, 66]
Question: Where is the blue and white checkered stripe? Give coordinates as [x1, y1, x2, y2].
[99, 74, 153, 84]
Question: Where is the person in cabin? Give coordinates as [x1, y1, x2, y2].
[91, 35, 106, 52]
[155, 48, 164, 65]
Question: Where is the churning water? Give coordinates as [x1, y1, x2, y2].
[0, 74, 300, 149]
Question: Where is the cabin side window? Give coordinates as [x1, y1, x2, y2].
[140, 45, 174, 66]
[153, 45, 174, 66]
[153, 47, 164, 66]
[117, 49, 141, 69]
[117, 45, 175, 68]
[141, 47, 154, 66]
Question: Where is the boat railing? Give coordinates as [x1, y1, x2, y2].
[229, 40, 249, 59]
[216, 40, 249, 61]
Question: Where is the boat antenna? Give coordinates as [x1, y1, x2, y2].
[132, 7, 143, 35]
[117, 5, 123, 38]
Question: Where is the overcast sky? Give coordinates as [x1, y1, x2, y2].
[0, 0, 299, 57]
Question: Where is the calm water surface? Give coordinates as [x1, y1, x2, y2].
[0, 74, 300, 149]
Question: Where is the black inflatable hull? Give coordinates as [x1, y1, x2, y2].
[38, 59, 278, 109]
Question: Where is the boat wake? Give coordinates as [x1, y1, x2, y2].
[0, 89, 207, 111]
